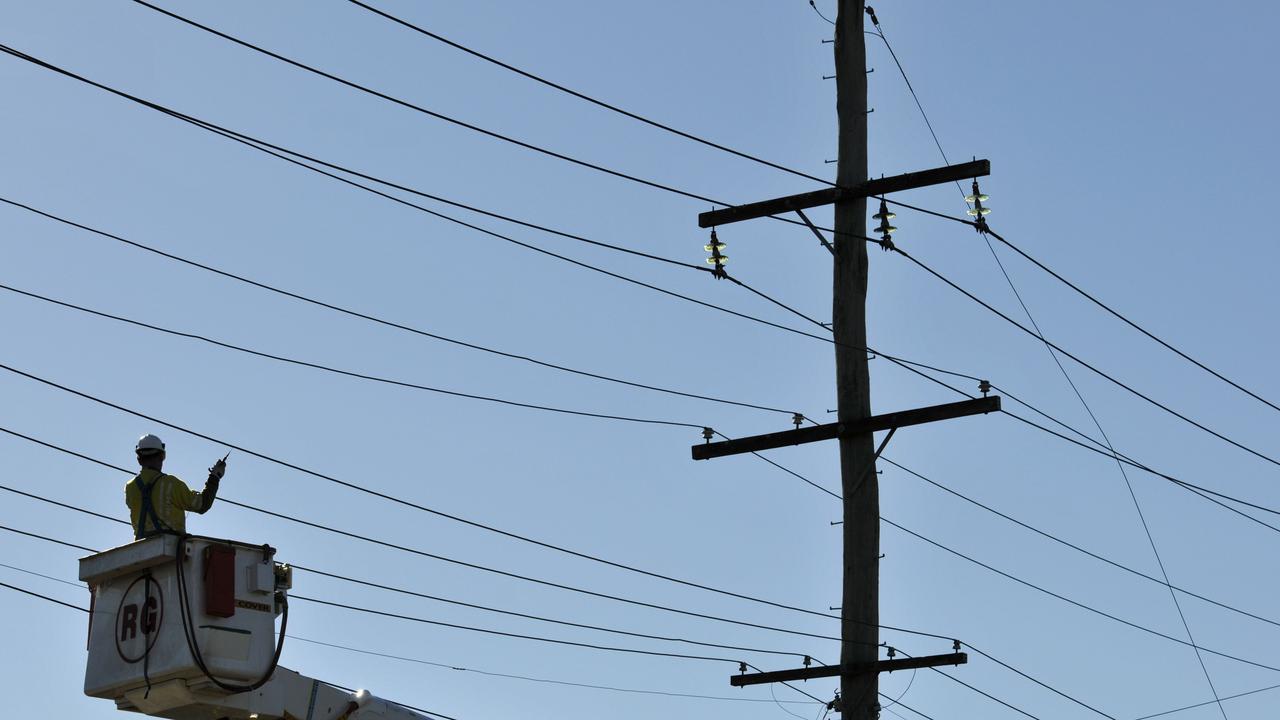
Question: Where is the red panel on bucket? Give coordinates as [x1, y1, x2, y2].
[203, 545, 236, 618]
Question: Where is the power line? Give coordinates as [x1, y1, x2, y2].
[4, 478, 823, 662]
[108, 5, 870, 245]
[1132, 682, 1280, 720]
[880, 517, 1280, 674]
[871, 7, 1268, 425]
[985, 225, 1280, 416]
[0, 523, 97, 553]
[889, 244, 1280, 470]
[0, 196, 797, 418]
[0, 52, 976, 390]
[927, 666, 1040, 720]
[0, 425, 966, 648]
[989, 386, 1280, 533]
[288, 635, 819, 705]
[289, 594, 748, 664]
[0, 361, 847, 624]
[125, 1, 724, 208]
[14, 427, 1224, 714]
[957, 644, 1115, 720]
[879, 695, 936, 720]
[880, 458, 1280, 630]
[17, 129, 1267, 530]
[818, 347, 1280, 540]
[0, 283, 704, 430]
[893, 643, 1104, 720]
[888, 198, 1280, 416]
[343, 0, 832, 187]
[0, 561, 85, 589]
[0, 45, 850, 352]
[0, 427, 844, 644]
[290, 565, 820, 662]
[863, 13, 960, 199]
[0, 579, 89, 613]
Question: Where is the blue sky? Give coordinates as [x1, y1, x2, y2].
[2, 1, 1279, 719]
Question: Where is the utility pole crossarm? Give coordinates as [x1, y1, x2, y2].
[691, 396, 999, 460]
[697, 159, 989, 228]
[729, 653, 968, 687]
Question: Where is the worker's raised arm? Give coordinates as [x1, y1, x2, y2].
[194, 455, 226, 514]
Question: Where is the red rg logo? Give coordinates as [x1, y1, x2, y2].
[115, 575, 164, 663]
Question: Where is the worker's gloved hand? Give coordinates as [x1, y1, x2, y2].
[209, 457, 227, 481]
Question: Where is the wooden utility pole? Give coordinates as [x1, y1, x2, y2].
[832, 3, 877, 717]
[691, 5, 994, 715]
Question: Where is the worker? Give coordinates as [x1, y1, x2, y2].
[125, 434, 226, 540]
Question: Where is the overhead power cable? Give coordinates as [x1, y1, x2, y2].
[0, 361, 846, 624]
[0, 39, 866, 352]
[881, 517, 1280, 674]
[1132, 683, 1280, 720]
[115, 2, 870, 243]
[988, 385, 1280, 535]
[300, 630, 824, 707]
[0, 283, 702, 430]
[126, 1, 724, 208]
[881, 458, 1280, 630]
[0, 579, 89, 613]
[0, 46, 847, 349]
[287, 635, 818, 705]
[0, 50, 975, 390]
[0, 561, 84, 589]
[889, 244, 1280, 470]
[956, 644, 1115, 719]
[290, 564, 819, 661]
[893, 645, 1088, 720]
[290, 594, 747, 665]
[0, 425, 957, 647]
[983, 210, 1232, 720]
[0, 197, 797, 418]
[0, 522, 97, 553]
[927, 666, 1040, 720]
[818, 347, 1280, 539]
[1, 480, 815, 660]
[888, 198, 1280, 416]
[0, 427, 841, 643]
[985, 224, 1279, 415]
[344, 0, 832, 187]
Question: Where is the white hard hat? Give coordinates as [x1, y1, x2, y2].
[136, 434, 165, 455]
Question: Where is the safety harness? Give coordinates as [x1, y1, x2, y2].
[134, 471, 172, 540]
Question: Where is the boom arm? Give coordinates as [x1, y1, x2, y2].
[126, 661, 435, 717]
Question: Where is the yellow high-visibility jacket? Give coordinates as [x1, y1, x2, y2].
[125, 468, 207, 538]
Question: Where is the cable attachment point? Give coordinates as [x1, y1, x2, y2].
[978, 379, 991, 397]
[865, 6, 880, 27]
[803, 655, 812, 668]
[701, 427, 715, 444]
[886, 646, 896, 659]
[739, 661, 748, 675]
[872, 197, 897, 251]
[704, 229, 729, 279]
[965, 179, 991, 232]
[792, 412, 804, 429]
[953, 639, 962, 652]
